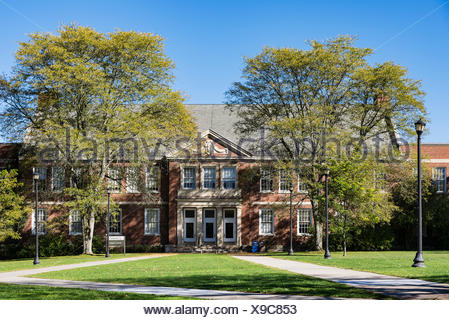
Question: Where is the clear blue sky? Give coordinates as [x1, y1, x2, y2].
[1, 0, 448, 142]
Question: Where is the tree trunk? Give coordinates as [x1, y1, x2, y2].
[315, 221, 323, 251]
[82, 211, 95, 255]
[343, 213, 347, 256]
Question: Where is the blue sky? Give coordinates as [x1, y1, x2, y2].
[0, 0, 448, 142]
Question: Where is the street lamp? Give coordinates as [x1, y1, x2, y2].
[288, 184, 294, 256]
[412, 119, 426, 268]
[33, 172, 40, 265]
[324, 167, 331, 259]
[105, 188, 111, 258]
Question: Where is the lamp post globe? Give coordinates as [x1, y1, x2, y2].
[412, 119, 426, 268]
[33, 172, 40, 265]
[324, 167, 331, 260]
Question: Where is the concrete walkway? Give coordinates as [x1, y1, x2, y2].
[234, 255, 449, 300]
[0, 254, 337, 300]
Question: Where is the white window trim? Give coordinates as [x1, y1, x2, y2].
[223, 208, 236, 242]
[126, 167, 140, 194]
[297, 208, 313, 236]
[278, 169, 291, 193]
[432, 167, 447, 193]
[183, 208, 196, 242]
[201, 166, 217, 190]
[145, 166, 159, 193]
[203, 208, 216, 242]
[31, 208, 47, 235]
[144, 208, 160, 236]
[69, 210, 82, 236]
[260, 168, 274, 193]
[297, 174, 307, 193]
[182, 167, 197, 190]
[51, 167, 65, 192]
[108, 167, 121, 194]
[109, 208, 122, 235]
[259, 208, 274, 236]
[222, 166, 237, 190]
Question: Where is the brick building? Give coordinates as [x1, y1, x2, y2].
[1, 105, 447, 252]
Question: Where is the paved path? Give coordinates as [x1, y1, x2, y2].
[0, 254, 337, 300]
[234, 256, 449, 300]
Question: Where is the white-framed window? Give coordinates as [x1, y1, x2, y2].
[145, 166, 159, 192]
[279, 169, 292, 193]
[108, 167, 121, 193]
[126, 166, 140, 193]
[51, 167, 65, 192]
[298, 174, 307, 193]
[183, 208, 196, 242]
[297, 208, 312, 235]
[31, 208, 47, 235]
[109, 208, 122, 234]
[260, 168, 274, 192]
[69, 210, 82, 235]
[70, 167, 83, 188]
[32, 167, 47, 191]
[202, 167, 216, 189]
[144, 208, 160, 235]
[222, 167, 236, 189]
[223, 208, 236, 242]
[182, 167, 196, 189]
[432, 167, 446, 193]
[259, 208, 274, 235]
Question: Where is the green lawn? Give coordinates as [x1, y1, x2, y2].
[270, 251, 449, 284]
[30, 254, 388, 299]
[0, 283, 194, 300]
[0, 253, 149, 273]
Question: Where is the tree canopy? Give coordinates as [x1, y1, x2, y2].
[0, 25, 196, 253]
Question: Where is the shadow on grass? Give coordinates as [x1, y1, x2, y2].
[70, 273, 388, 299]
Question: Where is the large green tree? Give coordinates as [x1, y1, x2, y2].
[326, 154, 395, 255]
[0, 169, 28, 242]
[0, 25, 195, 254]
[225, 36, 426, 250]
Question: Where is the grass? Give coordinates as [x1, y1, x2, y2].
[269, 251, 449, 284]
[30, 253, 388, 299]
[0, 283, 194, 300]
[0, 253, 149, 273]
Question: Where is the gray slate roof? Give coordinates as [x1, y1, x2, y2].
[186, 104, 241, 145]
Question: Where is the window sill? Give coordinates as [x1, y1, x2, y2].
[260, 190, 274, 193]
[144, 233, 160, 236]
[69, 233, 82, 236]
[297, 233, 312, 236]
[259, 233, 274, 236]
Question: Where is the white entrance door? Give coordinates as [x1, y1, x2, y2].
[203, 208, 216, 242]
[223, 208, 236, 242]
[183, 209, 196, 243]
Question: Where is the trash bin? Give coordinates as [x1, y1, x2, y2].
[251, 241, 258, 253]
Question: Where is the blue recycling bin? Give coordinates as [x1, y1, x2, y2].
[251, 241, 258, 253]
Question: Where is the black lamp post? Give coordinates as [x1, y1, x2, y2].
[412, 119, 426, 268]
[324, 167, 331, 259]
[105, 188, 111, 258]
[288, 184, 294, 255]
[33, 172, 40, 265]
